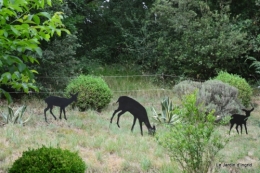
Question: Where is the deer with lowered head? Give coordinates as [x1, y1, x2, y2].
[110, 96, 156, 136]
[44, 92, 78, 122]
[229, 104, 254, 135]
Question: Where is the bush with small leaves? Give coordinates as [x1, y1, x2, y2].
[214, 71, 252, 107]
[174, 79, 242, 120]
[173, 80, 202, 100]
[196, 80, 241, 119]
[156, 92, 229, 173]
[8, 146, 86, 173]
[65, 75, 112, 111]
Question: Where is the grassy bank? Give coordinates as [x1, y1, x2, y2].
[1, 69, 260, 172]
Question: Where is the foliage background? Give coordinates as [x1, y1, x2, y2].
[2, 0, 260, 98]
[28, 0, 260, 91]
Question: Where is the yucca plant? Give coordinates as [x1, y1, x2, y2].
[152, 97, 181, 125]
[0, 105, 30, 125]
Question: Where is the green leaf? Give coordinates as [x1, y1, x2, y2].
[28, 56, 39, 64]
[35, 47, 42, 56]
[36, 12, 51, 19]
[3, 31, 8, 37]
[32, 15, 40, 25]
[21, 83, 29, 93]
[47, 0, 52, 6]
[44, 34, 50, 41]
[30, 69, 38, 74]
[0, 89, 12, 104]
[12, 71, 21, 79]
[56, 29, 61, 36]
[18, 63, 26, 72]
[60, 28, 71, 34]
[10, 25, 20, 36]
[1, 72, 12, 82]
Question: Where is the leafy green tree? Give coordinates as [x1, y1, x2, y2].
[70, 0, 154, 68]
[0, 0, 70, 103]
[144, 0, 248, 79]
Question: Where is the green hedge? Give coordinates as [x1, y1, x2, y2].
[65, 75, 112, 111]
[214, 71, 252, 106]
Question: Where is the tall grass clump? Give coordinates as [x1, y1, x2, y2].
[65, 75, 112, 111]
[156, 92, 228, 173]
[214, 71, 252, 107]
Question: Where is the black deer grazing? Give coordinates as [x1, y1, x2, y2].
[110, 96, 156, 136]
[44, 92, 78, 122]
[229, 105, 254, 135]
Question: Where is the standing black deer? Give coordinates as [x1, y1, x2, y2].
[44, 92, 78, 122]
[229, 105, 254, 135]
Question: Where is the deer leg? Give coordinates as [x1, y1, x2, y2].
[240, 124, 243, 134]
[44, 106, 50, 122]
[235, 124, 239, 134]
[110, 109, 120, 124]
[63, 108, 67, 120]
[49, 105, 57, 120]
[229, 123, 235, 135]
[59, 107, 63, 120]
[139, 120, 143, 136]
[131, 117, 137, 132]
[244, 123, 248, 134]
[116, 111, 126, 128]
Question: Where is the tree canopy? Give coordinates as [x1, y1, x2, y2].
[0, 0, 69, 102]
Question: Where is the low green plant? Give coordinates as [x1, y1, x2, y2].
[0, 105, 29, 125]
[8, 146, 86, 173]
[65, 75, 112, 111]
[152, 97, 181, 125]
[157, 92, 229, 173]
[214, 71, 252, 107]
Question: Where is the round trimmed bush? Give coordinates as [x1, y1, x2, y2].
[65, 75, 112, 111]
[214, 71, 252, 106]
[8, 146, 86, 173]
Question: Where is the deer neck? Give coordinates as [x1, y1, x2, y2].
[144, 121, 152, 129]
[65, 97, 74, 106]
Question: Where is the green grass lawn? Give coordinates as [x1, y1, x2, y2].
[0, 74, 260, 173]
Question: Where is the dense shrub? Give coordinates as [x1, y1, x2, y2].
[197, 80, 241, 118]
[174, 79, 241, 119]
[214, 71, 253, 106]
[8, 146, 86, 173]
[65, 75, 112, 111]
[173, 80, 202, 100]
